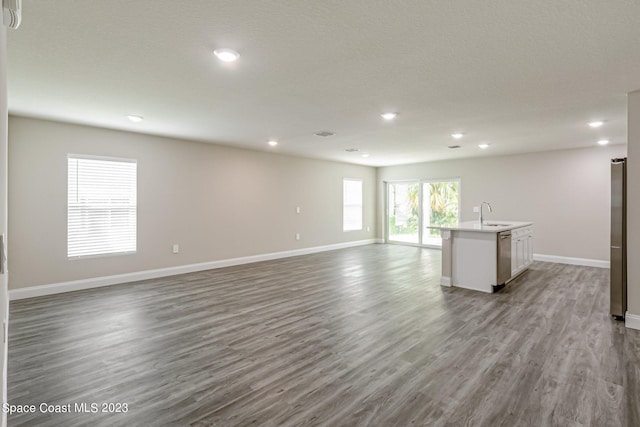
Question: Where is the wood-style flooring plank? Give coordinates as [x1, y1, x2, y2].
[7, 244, 640, 426]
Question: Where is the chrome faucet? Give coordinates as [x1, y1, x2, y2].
[479, 202, 492, 225]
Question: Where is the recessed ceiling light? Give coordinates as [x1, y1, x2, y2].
[127, 115, 143, 122]
[268, 140, 278, 147]
[597, 139, 610, 146]
[361, 153, 370, 158]
[345, 148, 359, 152]
[451, 133, 464, 139]
[381, 112, 397, 120]
[589, 121, 604, 128]
[213, 48, 240, 62]
[478, 143, 490, 149]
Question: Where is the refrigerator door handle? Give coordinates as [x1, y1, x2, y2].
[0, 234, 5, 275]
[611, 246, 621, 249]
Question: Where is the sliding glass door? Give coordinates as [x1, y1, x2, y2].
[387, 182, 419, 244]
[387, 179, 460, 247]
[422, 180, 460, 246]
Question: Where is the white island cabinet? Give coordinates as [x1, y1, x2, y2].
[429, 221, 534, 293]
[511, 225, 534, 277]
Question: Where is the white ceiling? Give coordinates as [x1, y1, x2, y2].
[7, 1, 640, 166]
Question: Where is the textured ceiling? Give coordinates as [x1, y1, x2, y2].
[7, 0, 640, 166]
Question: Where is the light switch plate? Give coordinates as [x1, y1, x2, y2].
[473, 206, 480, 213]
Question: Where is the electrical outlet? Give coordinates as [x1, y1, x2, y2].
[296, 206, 301, 214]
[172, 244, 179, 254]
[295, 233, 300, 241]
[473, 206, 480, 213]
[367, 226, 371, 232]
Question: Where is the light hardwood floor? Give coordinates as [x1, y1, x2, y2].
[7, 244, 640, 426]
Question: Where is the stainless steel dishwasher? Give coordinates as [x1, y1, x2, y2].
[497, 231, 512, 285]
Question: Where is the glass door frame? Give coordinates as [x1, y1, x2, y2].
[385, 178, 461, 249]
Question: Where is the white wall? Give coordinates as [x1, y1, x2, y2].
[628, 90, 640, 323]
[377, 145, 627, 263]
[8, 117, 377, 290]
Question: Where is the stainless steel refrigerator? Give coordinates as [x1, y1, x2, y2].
[611, 158, 627, 320]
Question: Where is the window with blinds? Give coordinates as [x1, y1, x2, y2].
[343, 178, 363, 231]
[68, 155, 137, 258]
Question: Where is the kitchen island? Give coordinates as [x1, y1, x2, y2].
[430, 221, 534, 293]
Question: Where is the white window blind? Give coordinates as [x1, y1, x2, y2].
[343, 178, 363, 231]
[68, 156, 137, 258]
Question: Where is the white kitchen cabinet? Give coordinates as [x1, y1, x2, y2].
[511, 232, 518, 277]
[510, 225, 534, 279]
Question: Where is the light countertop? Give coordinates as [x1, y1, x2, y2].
[427, 221, 533, 233]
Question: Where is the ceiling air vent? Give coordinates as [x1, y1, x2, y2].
[344, 148, 359, 152]
[448, 145, 462, 149]
[3, 0, 22, 29]
[314, 131, 335, 137]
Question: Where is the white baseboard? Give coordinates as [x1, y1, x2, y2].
[533, 253, 609, 269]
[440, 277, 452, 287]
[626, 312, 640, 331]
[9, 239, 379, 300]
